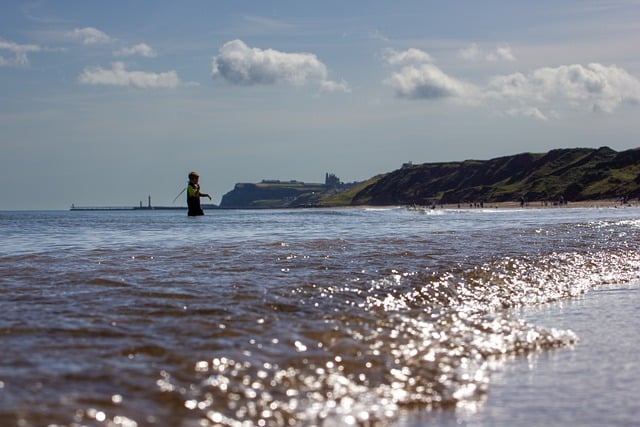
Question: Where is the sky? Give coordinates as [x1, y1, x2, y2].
[1, 0, 640, 210]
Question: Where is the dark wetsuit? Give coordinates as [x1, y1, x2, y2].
[187, 182, 204, 216]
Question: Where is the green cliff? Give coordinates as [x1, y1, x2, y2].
[350, 147, 640, 205]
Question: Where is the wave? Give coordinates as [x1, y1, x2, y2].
[155, 248, 640, 426]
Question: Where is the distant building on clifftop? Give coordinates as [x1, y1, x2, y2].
[325, 173, 341, 188]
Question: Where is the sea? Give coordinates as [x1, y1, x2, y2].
[1, 206, 639, 427]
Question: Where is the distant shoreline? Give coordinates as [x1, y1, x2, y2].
[430, 199, 638, 210]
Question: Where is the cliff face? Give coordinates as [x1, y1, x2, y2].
[351, 147, 640, 205]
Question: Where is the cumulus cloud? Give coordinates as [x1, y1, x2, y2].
[459, 43, 516, 62]
[384, 48, 432, 66]
[487, 63, 640, 114]
[385, 63, 477, 100]
[78, 62, 180, 88]
[384, 49, 476, 101]
[0, 39, 41, 67]
[114, 43, 157, 58]
[382, 47, 477, 101]
[68, 27, 112, 45]
[385, 46, 640, 119]
[211, 39, 350, 92]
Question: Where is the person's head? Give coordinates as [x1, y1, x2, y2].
[188, 171, 199, 183]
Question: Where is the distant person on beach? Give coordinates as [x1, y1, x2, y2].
[187, 171, 211, 216]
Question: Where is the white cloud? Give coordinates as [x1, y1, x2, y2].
[68, 27, 112, 45]
[486, 72, 531, 99]
[384, 48, 432, 66]
[0, 39, 41, 67]
[211, 39, 349, 92]
[78, 62, 180, 88]
[459, 43, 516, 62]
[114, 43, 157, 58]
[385, 63, 477, 100]
[487, 63, 640, 114]
[386, 46, 640, 120]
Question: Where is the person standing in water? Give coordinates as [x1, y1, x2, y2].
[187, 171, 211, 216]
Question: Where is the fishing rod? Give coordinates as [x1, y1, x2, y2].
[172, 187, 187, 204]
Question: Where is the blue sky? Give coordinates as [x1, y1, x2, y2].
[1, 1, 639, 209]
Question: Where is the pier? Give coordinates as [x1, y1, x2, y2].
[70, 195, 190, 211]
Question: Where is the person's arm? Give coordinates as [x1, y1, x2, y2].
[200, 192, 212, 200]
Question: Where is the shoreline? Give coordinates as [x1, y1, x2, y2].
[411, 199, 638, 210]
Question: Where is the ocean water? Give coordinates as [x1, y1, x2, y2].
[1, 207, 639, 427]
